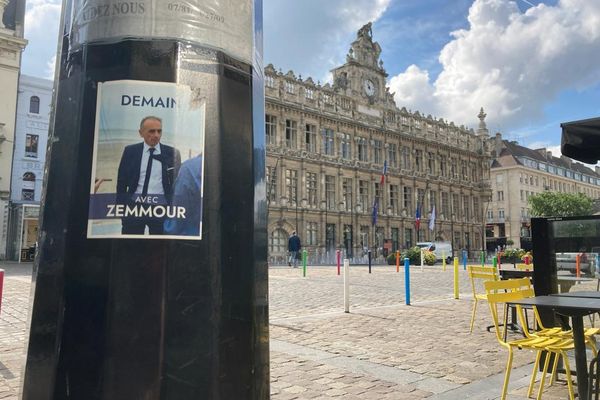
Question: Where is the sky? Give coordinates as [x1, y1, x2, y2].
[21, 0, 600, 160]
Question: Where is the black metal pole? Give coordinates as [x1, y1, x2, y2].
[22, 2, 268, 399]
[368, 249, 372, 273]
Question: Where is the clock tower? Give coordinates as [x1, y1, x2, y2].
[331, 22, 395, 107]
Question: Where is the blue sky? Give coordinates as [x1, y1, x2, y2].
[22, 0, 600, 160]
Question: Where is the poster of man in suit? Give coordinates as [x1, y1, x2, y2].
[88, 80, 205, 239]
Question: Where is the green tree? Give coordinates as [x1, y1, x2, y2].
[528, 192, 593, 217]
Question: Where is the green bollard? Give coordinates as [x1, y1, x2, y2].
[303, 249, 307, 277]
[481, 251, 485, 266]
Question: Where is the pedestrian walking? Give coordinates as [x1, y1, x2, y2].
[288, 231, 302, 268]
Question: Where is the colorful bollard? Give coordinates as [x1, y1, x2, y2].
[396, 250, 400, 273]
[404, 257, 411, 306]
[454, 257, 459, 299]
[303, 249, 307, 277]
[481, 251, 485, 266]
[343, 259, 350, 313]
[462, 250, 467, 270]
[337, 250, 341, 276]
[420, 249, 424, 272]
[576, 254, 581, 278]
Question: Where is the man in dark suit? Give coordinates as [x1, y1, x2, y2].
[117, 116, 181, 235]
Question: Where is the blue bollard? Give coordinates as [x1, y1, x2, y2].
[462, 250, 467, 270]
[404, 257, 411, 306]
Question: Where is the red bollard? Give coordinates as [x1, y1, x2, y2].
[0, 269, 4, 315]
[336, 250, 341, 275]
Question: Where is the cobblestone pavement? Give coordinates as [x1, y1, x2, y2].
[1, 262, 598, 399]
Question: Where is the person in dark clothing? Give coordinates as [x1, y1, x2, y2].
[288, 231, 302, 268]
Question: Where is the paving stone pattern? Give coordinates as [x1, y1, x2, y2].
[1, 262, 596, 399]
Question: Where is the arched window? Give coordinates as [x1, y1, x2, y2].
[268, 229, 288, 255]
[29, 96, 40, 114]
[23, 172, 36, 181]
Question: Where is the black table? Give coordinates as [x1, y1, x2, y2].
[551, 291, 600, 298]
[507, 295, 600, 400]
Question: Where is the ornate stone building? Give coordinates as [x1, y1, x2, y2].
[265, 24, 491, 263]
[487, 132, 600, 251]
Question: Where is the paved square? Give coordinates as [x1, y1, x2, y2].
[1, 262, 595, 399]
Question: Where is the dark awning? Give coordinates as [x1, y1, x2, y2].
[561, 117, 600, 164]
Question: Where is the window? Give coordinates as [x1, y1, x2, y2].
[285, 119, 297, 149]
[452, 194, 460, 218]
[269, 229, 287, 254]
[497, 191, 504, 201]
[306, 172, 317, 207]
[441, 192, 449, 217]
[29, 96, 40, 114]
[265, 75, 275, 88]
[389, 184, 399, 215]
[429, 191, 437, 213]
[427, 152, 435, 174]
[473, 197, 480, 222]
[373, 140, 383, 164]
[415, 150, 423, 172]
[343, 178, 353, 211]
[463, 195, 470, 220]
[285, 169, 298, 204]
[284, 80, 295, 94]
[322, 128, 335, 156]
[387, 143, 398, 168]
[340, 133, 351, 159]
[25, 134, 39, 158]
[450, 158, 458, 178]
[22, 189, 35, 201]
[357, 138, 368, 162]
[401, 147, 410, 170]
[305, 124, 317, 152]
[439, 158, 447, 177]
[403, 186, 412, 210]
[417, 189, 425, 211]
[498, 209, 505, 219]
[266, 166, 277, 203]
[306, 222, 318, 245]
[359, 180, 369, 209]
[325, 175, 336, 210]
[265, 115, 277, 145]
[374, 183, 382, 213]
[487, 210, 494, 219]
[305, 88, 314, 100]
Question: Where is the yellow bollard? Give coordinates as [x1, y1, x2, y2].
[442, 251, 446, 272]
[453, 257, 459, 299]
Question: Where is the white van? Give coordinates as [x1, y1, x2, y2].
[416, 242, 453, 263]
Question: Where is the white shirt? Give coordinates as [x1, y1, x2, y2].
[136, 143, 164, 195]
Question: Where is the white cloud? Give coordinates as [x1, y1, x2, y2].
[264, 0, 390, 83]
[22, 0, 61, 78]
[389, 0, 600, 132]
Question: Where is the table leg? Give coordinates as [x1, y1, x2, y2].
[572, 316, 588, 399]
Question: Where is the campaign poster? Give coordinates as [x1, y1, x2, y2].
[88, 80, 205, 240]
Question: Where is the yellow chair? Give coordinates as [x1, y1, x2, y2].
[484, 279, 576, 400]
[467, 265, 498, 333]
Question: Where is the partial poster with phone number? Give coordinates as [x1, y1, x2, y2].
[88, 80, 205, 240]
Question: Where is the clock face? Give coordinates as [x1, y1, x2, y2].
[363, 79, 376, 96]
